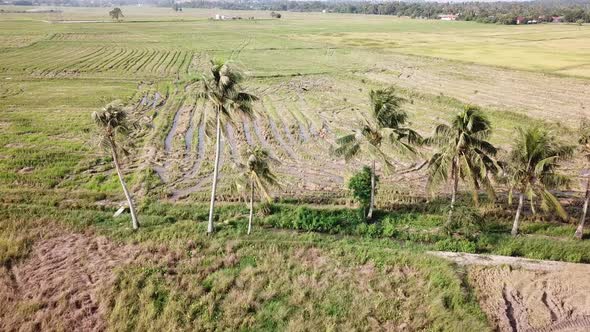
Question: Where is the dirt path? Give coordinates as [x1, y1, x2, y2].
[432, 251, 590, 332]
[0, 232, 141, 332]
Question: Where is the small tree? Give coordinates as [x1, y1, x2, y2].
[232, 146, 279, 234]
[92, 101, 139, 230]
[348, 166, 378, 218]
[270, 11, 282, 19]
[109, 7, 124, 21]
[575, 119, 590, 239]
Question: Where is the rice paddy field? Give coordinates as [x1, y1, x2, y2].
[1, 6, 589, 199]
[2, 6, 590, 331]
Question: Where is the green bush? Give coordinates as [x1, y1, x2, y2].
[381, 217, 398, 237]
[444, 206, 483, 239]
[263, 205, 362, 234]
[435, 238, 477, 253]
[256, 201, 275, 217]
[348, 166, 378, 213]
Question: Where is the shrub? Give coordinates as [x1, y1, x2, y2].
[294, 207, 346, 233]
[256, 201, 274, 217]
[444, 206, 483, 239]
[435, 238, 477, 253]
[163, 215, 177, 224]
[348, 166, 378, 214]
[381, 217, 398, 237]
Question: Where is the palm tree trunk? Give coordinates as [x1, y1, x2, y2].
[248, 179, 254, 235]
[447, 158, 458, 225]
[367, 160, 376, 219]
[207, 109, 222, 234]
[511, 193, 524, 236]
[575, 177, 590, 239]
[112, 149, 139, 230]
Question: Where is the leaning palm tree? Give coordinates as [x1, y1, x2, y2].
[506, 126, 573, 236]
[199, 60, 257, 234]
[92, 101, 139, 230]
[232, 146, 279, 234]
[575, 119, 590, 239]
[426, 106, 499, 224]
[334, 87, 420, 219]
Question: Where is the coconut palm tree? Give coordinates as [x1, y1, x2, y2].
[506, 126, 573, 236]
[575, 119, 590, 239]
[334, 87, 421, 219]
[92, 101, 139, 230]
[199, 60, 257, 234]
[426, 106, 499, 224]
[232, 146, 279, 234]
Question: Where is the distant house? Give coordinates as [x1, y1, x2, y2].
[552, 16, 564, 23]
[438, 14, 458, 21]
[516, 16, 526, 24]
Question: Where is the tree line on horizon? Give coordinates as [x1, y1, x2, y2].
[92, 60, 589, 240]
[167, 0, 590, 24]
[10, 0, 590, 24]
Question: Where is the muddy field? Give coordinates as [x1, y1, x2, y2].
[0, 233, 142, 331]
[435, 252, 590, 332]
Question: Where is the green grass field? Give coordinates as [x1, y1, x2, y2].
[1, 6, 590, 331]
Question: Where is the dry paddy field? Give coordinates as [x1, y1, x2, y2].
[1, 7, 589, 202]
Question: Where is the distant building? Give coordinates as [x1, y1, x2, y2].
[516, 16, 526, 24]
[438, 14, 457, 21]
[552, 16, 564, 23]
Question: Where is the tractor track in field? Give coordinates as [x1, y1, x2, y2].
[225, 123, 240, 162]
[242, 117, 254, 146]
[251, 117, 279, 160]
[433, 252, 590, 332]
[0, 232, 146, 332]
[268, 118, 298, 160]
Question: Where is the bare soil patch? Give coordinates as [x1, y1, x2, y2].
[433, 251, 590, 332]
[0, 232, 141, 332]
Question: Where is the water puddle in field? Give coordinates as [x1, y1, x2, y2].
[269, 118, 297, 159]
[242, 119, 254, 145]
[153, 165, 168, 182]
[225, 123, 239, 161]
[152, 92, 161, 109]
[164, 108, 181, 153]
[298, 122, 310, 142]
[282, 120, 297, 146]
[186, 120, 206, 178]
[184, 108, 196, 153]
[251, 117, 278, 159]
[171, 133, 224, 200]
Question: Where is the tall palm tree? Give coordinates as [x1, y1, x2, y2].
[92, 101, 139, 230]
[334, 87, 420, 219]
[506, 126, 573, 236]
[575, 119, 590, 239]
[426, 106, 499, 224]
[233, 146, 279, 234]
[199, 60, 257, 234]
